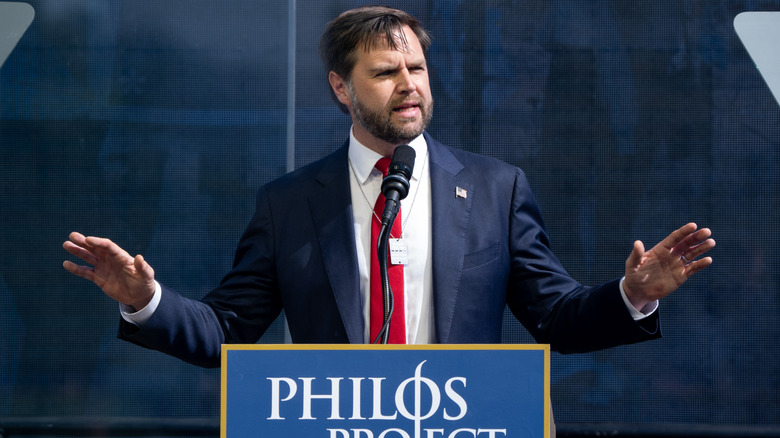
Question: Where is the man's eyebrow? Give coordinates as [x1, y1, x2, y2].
[367, 60, 426, 75]
[367, 62, 400, 74]
[407, 57, 427, 68]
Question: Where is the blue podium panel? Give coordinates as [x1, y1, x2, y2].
[221, 345, 550, 438]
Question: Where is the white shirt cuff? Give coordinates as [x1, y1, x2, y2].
[619, 277, 658, 320]
[119, 281, 162, 326]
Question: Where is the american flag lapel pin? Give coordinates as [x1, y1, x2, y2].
[456, 186, 468, 199]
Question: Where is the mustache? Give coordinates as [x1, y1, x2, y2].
[391, 95, 423, 108]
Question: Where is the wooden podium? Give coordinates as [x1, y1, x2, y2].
[221, 344, 550, 438]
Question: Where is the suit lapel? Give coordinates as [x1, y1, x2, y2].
[307, 145, 364, 343]
[426, 134, 473, 343]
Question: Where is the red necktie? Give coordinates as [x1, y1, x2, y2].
[370, 157, 406, 344]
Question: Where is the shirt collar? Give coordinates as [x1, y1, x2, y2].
[347, 127, 428, 185]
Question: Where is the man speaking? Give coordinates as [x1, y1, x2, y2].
[63, 6, 714, 369]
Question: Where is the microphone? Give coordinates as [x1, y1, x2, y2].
[374, 144, 415, 344]
[380, 145, 416, 228]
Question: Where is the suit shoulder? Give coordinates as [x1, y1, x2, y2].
[436, 142, 526, 181]
[263, 146, 347, 195]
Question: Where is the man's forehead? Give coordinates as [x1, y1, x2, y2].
[359, 25, 417, 55]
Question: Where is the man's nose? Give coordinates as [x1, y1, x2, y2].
[396, 69, 417, 93]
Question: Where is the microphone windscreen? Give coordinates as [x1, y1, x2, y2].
[389, 145, 416, 177]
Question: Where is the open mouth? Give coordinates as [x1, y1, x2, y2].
[393, 101, 420, 117]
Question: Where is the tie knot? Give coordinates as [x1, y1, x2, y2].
[374, 157, 392, 177]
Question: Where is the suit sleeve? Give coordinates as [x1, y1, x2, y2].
[505, 168, 660, 353]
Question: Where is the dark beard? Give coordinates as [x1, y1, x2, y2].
[349, 88, 433, 145]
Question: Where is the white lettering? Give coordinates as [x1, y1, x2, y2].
[267, 377, 297, 420]
[300, 377, 343, 420]
[267, 362, 513, 438]
[448, 429, 476, 438]
[395, 362, 441, 422]
[378, 429, 411, 438]
[476, 429, 506, 438]
[328, 429, 350, 438]
[396, 361, 440, 438]
[443, 378, 467, 420]
[350, 378, 366, 420]
[326, 427, 505, 438]
[370, 378, 397, 420]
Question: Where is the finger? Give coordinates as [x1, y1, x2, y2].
[69, 231, 88, 245]
[681, 237, 716, 261]
[63, 240, 99, 266]
[660, 223, 699, 252]
[683, 256, 713, 277]
[677, 227, 712, 250]
[83, 235, 132, 260]
[62, 260, 96, 282]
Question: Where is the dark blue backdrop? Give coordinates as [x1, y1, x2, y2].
[1, 0, 778, 425]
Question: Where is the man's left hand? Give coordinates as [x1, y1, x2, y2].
[623, 223, 715, 311]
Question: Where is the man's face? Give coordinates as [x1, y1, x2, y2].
[331, 25, 433, 155]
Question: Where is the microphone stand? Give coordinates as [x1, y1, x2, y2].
[374, 218, 395, 344]
[372, 144, 414, 344]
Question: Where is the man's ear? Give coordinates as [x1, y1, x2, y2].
[328, 71, 351, 109]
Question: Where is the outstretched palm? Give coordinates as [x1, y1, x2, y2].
[63, 232, 156, 310]
[623, 223, 715, 310]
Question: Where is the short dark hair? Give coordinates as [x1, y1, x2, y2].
[319, 6, 432, 113]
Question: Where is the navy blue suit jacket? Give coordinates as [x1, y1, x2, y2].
[120, 133, 659, 367]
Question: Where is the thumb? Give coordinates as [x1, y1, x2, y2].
[133, 254, 155, 282]
[626, 240, 645, 270]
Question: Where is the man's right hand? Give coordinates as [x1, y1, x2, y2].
[63, 232, 156, 311]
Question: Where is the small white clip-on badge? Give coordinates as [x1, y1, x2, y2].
[389, 238, 408, 265]
[456, 187, 468, 199]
